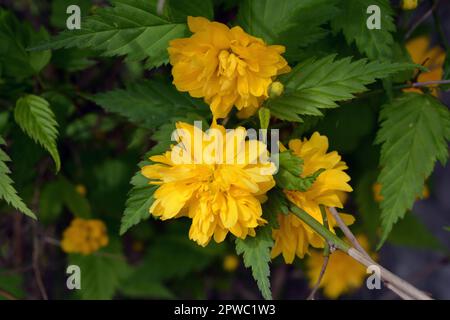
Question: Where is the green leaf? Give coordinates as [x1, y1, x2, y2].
[258, 107, 270, 130]
[60, 178, 91, 218]
[376, 93, 450, 247]
[388, 213, 443, 251]
[69, 241, 130, 300]
[275, 151, 324, 191]
[237, 0, 339, 59]
[50, 0, 92, 29]
[268, 55, 421, 122]
[0, 136, 36, 219]
[444, 226, 450, 232]
[92, 79, 209, 129]
[354, 171, 380, 243]
[263, 188, 289, 230]
[120, 164, 157, 235]
[14, 95, 60, 171]
[0, 9, 51, 79]
[32, 0, 187, 69]
[235, 226, 273, 300]
[166, 0, 214, 21]
[0, 268, 25, 300]
[331, 0, 395, 60]
[39, 177, 91, 223]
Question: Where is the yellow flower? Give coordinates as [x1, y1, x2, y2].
[223, 254, 240, 272]
[141, 122, 276, 247]
[75, 184, 87, 197]
[404, 36, 445, 96]
[61, 218, 109, 255]
[271, 133, 354, 263]
[306, 235, 376, 299]
[373, 182, 429, 202]
[168, 16, 291, 120]
[402, 0, 418, 10]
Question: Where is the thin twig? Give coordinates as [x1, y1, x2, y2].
[32, 222, 48, 300]
[156, 0, 166, 15]
[289, 205, 432, 300]
[0, 288, 17, 300]
[329, 207, 416, 299]
[329, 207, 372, 261]
[405, 0, 439, 40]
[307, 255, 329, 300]
[432, 0, 450, 51]
[307, 205, 331, 300]
[411, 79, 450, 88]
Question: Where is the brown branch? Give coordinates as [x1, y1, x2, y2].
[307, 255, 330, 300]
[405, 0, 440, 40]
[328, 207, 428, 300]
[307, 205, 332, 300]
[0, 288, 17, 300]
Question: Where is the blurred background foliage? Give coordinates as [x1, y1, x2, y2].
[0, 0, 449, 300]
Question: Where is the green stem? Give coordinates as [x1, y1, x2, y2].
[319, 205, 330, 256]
[289, 205, 349, 252]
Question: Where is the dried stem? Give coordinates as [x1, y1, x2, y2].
[289, 205, 432, 300]
[405, 0, 439, 40]
[0, 288, 17, 300]
[307, 206, 331, 300]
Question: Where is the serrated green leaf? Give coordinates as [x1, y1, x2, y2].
[268, 55, 421, 122]
[376, 93, 450, 247]
[331, 0, 395, 60]
[0, 136, 36, 219]
[92, 79, 209, 129]
[120, 164, 157, 235]
[235, 226, 273, 300]
[275, 151, 323, 191]
[39, 177, 91, 223]
[32, 0, 187, 69]
[263, 188, 288, 230]
[14, 95, 60, 171]
[69, 242, 130, 300]
[50, 0, 92, 29]
[0, 9, 51, 79]
[237, 0, 339, 60]
[388, 212, 443, 251]
[167, 0, 214, 22]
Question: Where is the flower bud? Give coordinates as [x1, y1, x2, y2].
[269, 81, 284, 98]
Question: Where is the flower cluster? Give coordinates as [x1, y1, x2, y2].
[141, 122, 276, 246]
[168, 16, 290, 119]
[61, 218, 109, 255]
[271, 133, 354, 263]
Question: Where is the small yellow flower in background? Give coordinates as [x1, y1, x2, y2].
[373, 182, 429, 202]
[404, 36, 445, 96]
[271, 133, 354, 263]
[372, 182, 384, 203]
[223, 254, 240, 272]
[168, 16, 290, 120]
[402, 0, 418, 10]
[306, 235, 376, 299]
[141, 122, 276, 247]
[75, 184, 87, 197]
[61, 218, 109, 255]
